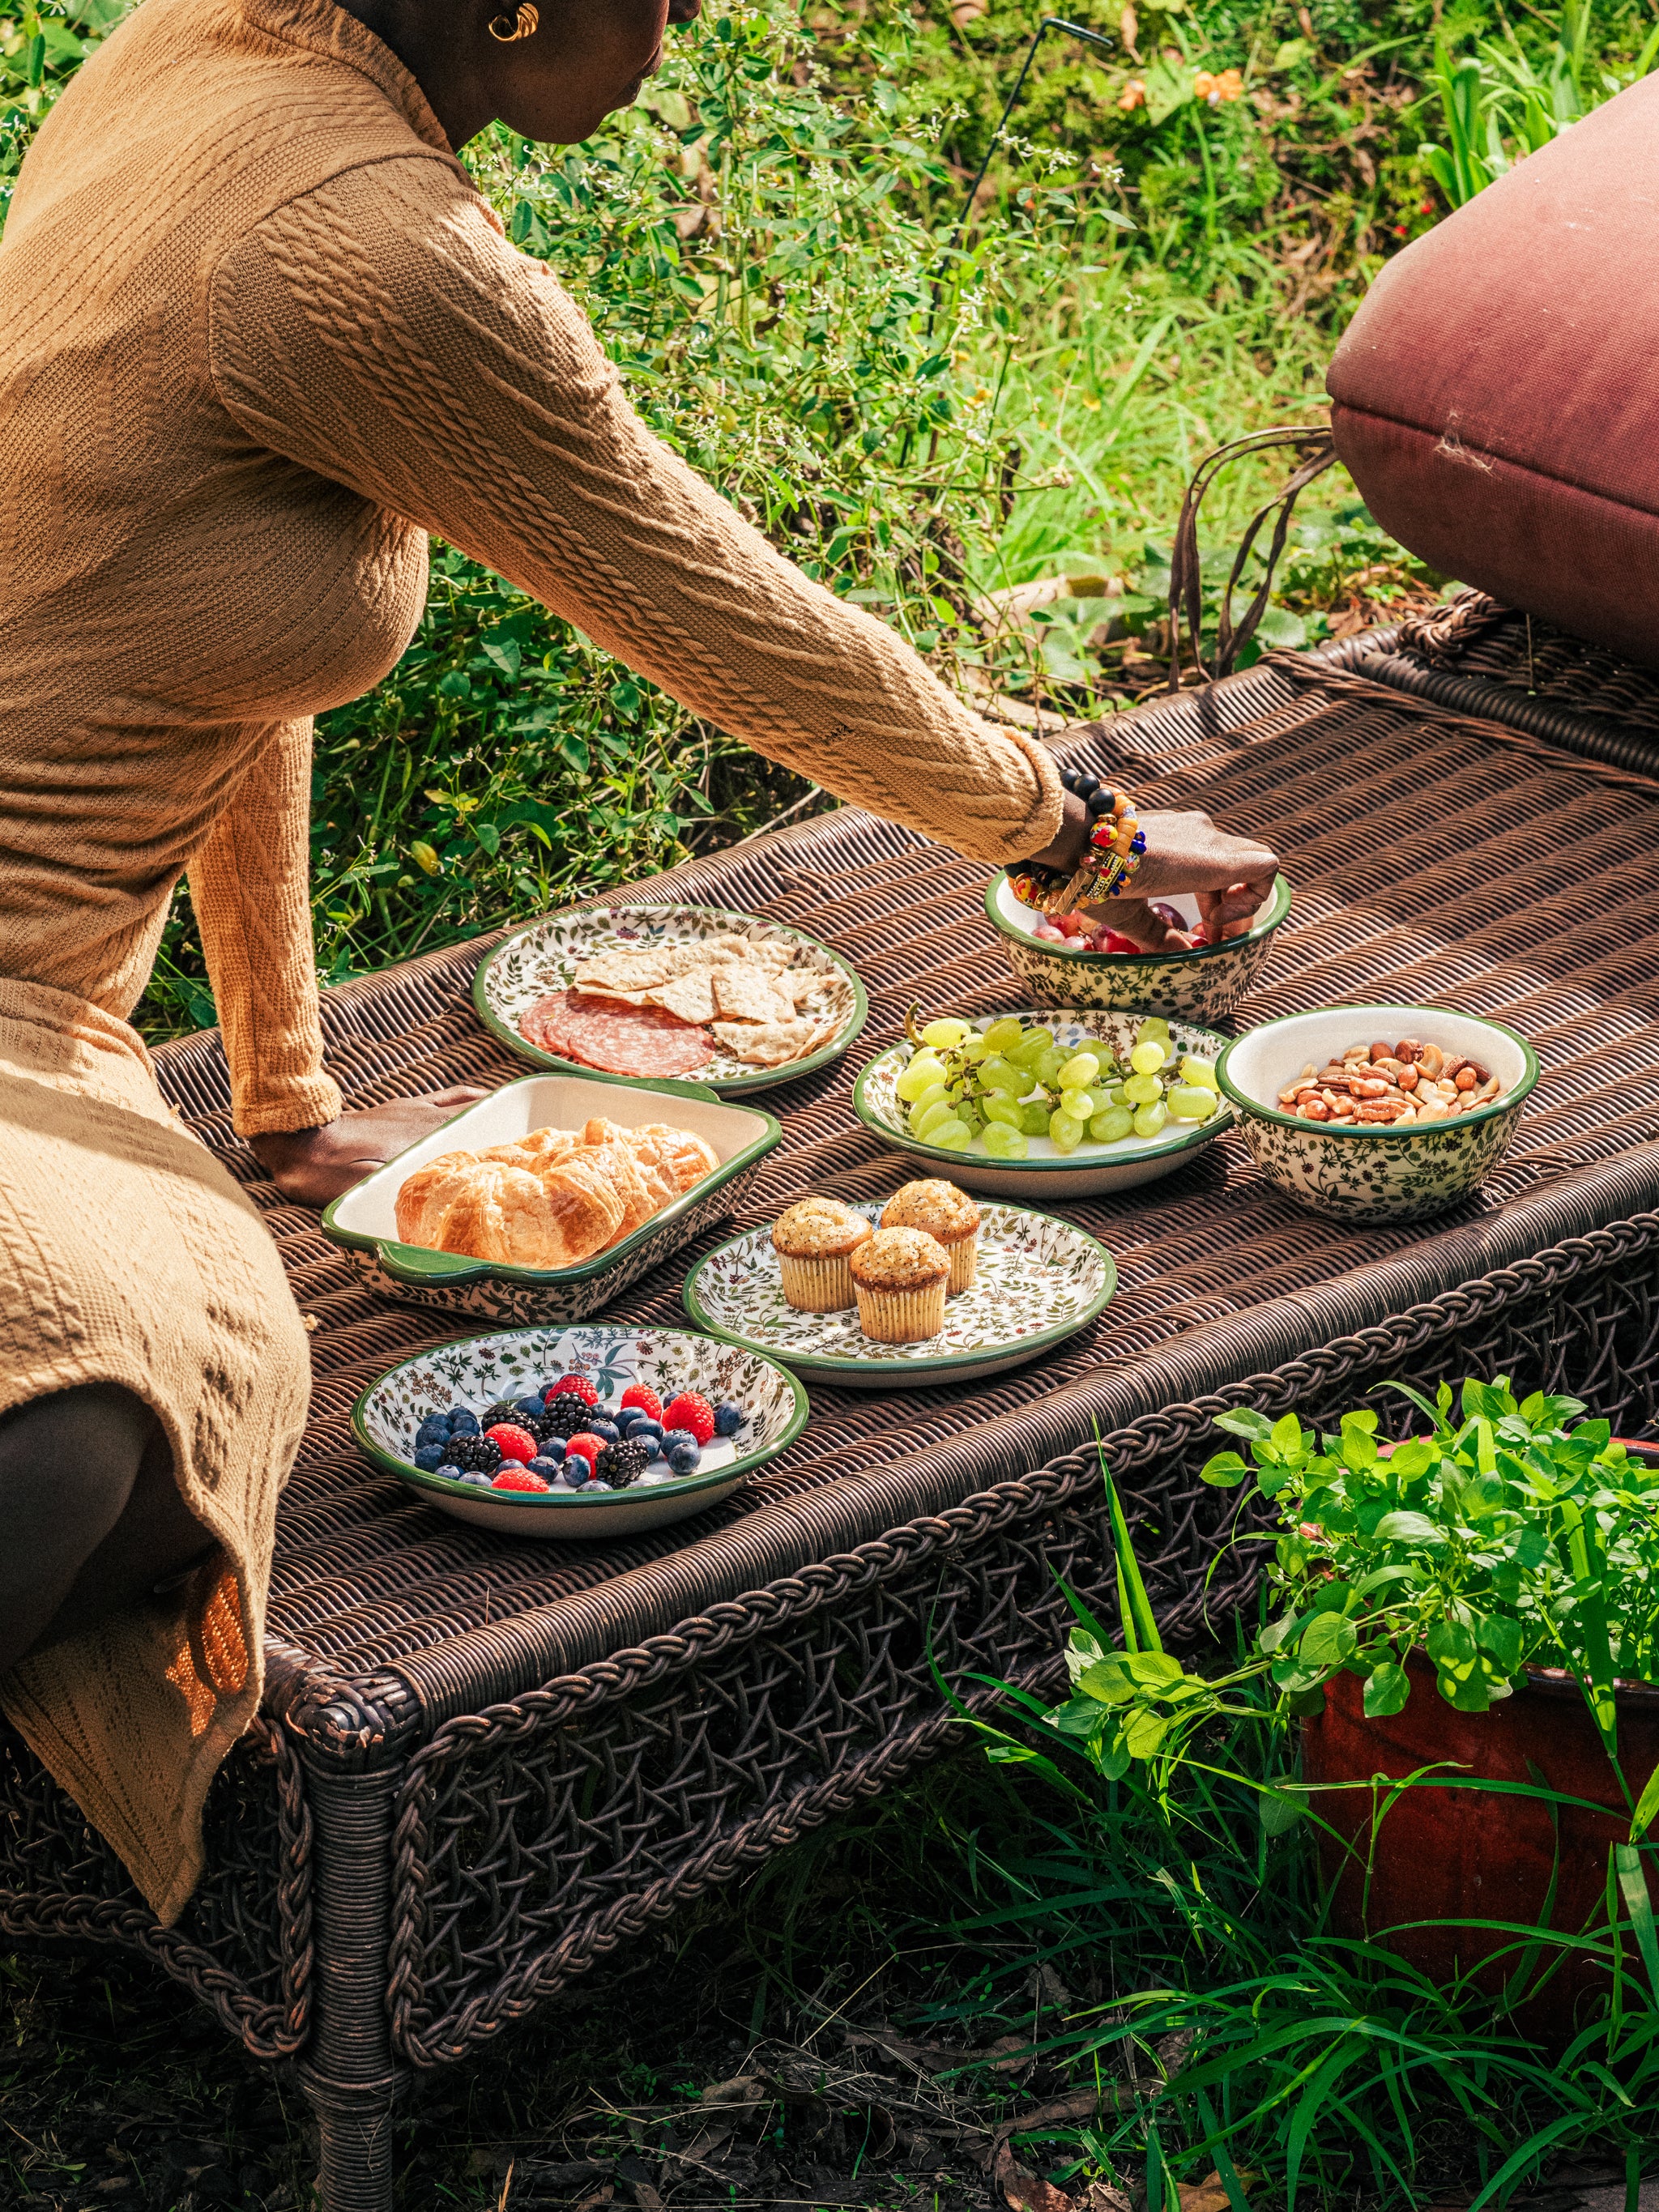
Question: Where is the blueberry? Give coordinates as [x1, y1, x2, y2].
[667, 1441, 702, 1476]
[586, 1479, 612, 1492]
[586, 1418, 621, 1447]
[563, 1456, 591, 1488]
[458, 1469, 493, 1490]
[660, 1427, 696, 1456]
[629, 1419, 665, 1449]
[514, 1395, 545, 1424]
[413, 1443, 447, 1473]
[416, 1413, 452, 1450]
[435, 1462, 463, 1483]
[447, 1409, 480, 1438]
[536, 1434, 566, 1462]
[712, 1403, 744, 1438]
[526, 1455, 564, 1483]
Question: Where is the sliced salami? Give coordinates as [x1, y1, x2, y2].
[527, 989, 714, 1077]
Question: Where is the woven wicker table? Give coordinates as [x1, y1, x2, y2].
[6, 607, 1659, 2212]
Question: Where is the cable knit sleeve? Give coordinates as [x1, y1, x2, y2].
[205, 156, 1062, 867]
[187, 718, 344, 1138]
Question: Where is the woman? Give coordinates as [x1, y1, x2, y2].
[0, 0, 1276, 1919]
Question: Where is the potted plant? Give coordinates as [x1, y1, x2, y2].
[1031, 1378, 1659, 2031]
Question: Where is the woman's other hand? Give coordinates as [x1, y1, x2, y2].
[1025, 789, 1278, 952]
[248, 1087, 488, 1207]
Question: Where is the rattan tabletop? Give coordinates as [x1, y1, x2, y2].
[151, 641, 1659, 1712]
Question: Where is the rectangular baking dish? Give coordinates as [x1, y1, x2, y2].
[321, 1072, 782, 1325]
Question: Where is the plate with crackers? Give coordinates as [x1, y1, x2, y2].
[476, 904, 868, 1096]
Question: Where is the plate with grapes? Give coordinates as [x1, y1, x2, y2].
[852, 1008, 1237, 1198]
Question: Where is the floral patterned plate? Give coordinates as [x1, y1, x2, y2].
[352, 1324, 809, 1537]
[683, 1201, 1116, 1389]
[474, 903, 868, 1096]
[855, 1010, 1235, 1198]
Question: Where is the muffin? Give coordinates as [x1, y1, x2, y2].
[849, 1226, 950, 1345]
[879, 1179, 981, 1294]
[771, 1196, 873, 1312]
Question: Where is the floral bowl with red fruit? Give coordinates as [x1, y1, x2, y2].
[985, 869, 1292, 1026]
[351, 1323, 808, 1538]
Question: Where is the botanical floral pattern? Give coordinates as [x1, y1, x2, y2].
[986, 872, 1290, 1025]
[684, 1201, 1116, 1380]
[475, 902, 868, 1093]
[341, 1167, 767, 1325]
[856, 1009, 1234, 1191]
[1235, 1101, 1525, 1221]
[354, 1323, 809, 1535]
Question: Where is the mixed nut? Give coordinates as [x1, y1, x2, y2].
[1277, 1036, 1507, 1126]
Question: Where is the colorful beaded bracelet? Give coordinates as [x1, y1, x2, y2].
[1010, 786, 1146, 915]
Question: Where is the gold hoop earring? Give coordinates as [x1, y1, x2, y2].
[488, 2, 538, 39]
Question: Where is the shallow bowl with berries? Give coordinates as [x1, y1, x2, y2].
[1216, 1004, 1537, 1223]
[352, 1323, 809, 1537]
[986, 868, 1292, 1025]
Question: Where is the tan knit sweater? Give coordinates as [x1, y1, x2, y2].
[0, 0, 1061, 1140]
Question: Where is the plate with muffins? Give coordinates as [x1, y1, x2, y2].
[681, 1181, 1116, 1387]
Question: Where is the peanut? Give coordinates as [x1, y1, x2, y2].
[1277, 1034, 1508, 1129]
[1298, 1097, 1331, 1121]
[1454, 1065, 1478, 1092]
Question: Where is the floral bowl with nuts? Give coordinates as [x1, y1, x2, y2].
[1215, 1004, 1538, 1223]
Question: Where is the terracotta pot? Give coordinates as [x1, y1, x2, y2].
[1300, 1439, 1659, 2031]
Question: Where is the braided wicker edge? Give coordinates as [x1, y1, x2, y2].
[0, 1716, 314, 2059]
[385, 1205, 1659, 2066]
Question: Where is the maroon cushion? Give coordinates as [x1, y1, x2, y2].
[1328, 77, 1659, 667]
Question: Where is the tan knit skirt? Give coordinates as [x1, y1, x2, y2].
[0, 978, 308, 1924]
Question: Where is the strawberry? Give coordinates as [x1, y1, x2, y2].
[492, 1468, 552, 1492]
[662, 1392, 715, 1447]
[484, 1423, 537, 1464]
[619, 1383, 663, 1421]
[548, 1373, 599, 1407]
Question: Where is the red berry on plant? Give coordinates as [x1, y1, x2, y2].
[484, 1423, 537, 1464]
[662, 1392, 715, 1446]
[548, 1373, 599, 1407]
[619, 1384, 663, 1421]
[493, 1467, 552, 1493]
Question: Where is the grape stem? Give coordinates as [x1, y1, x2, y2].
[903, 999, 928, 1048]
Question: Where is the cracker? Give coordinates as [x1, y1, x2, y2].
[710, 966, 794, 1025]
[655, 966, 720, 1025]
[711, 1016, 818, 1067]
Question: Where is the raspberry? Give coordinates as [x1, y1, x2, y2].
[548, 1373, 599, 1408]
[565, 1432, 605, 1471]
[596, 1440, 650, 1488]
[492, 1467, 552, 1493]
[449, 1434, 502, 1475]
[543, 1391, 598, 1438]
[662, 1392, 715, 1446]
[484, 1423, 537, 1464]
[619, 1384, 663, 1422]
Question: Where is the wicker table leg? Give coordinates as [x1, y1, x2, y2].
[295, 1760, 410, 2212]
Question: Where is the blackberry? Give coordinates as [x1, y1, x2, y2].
[448, 1434, 502, 1475]
[543, 1389, 597, 1438]
[480, 1400, 521, 1430]
[595, 1440, 650, 1488]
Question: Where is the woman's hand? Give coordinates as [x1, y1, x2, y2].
[1024, 790, 1279, 952]
[247, 1087, 489, 1208]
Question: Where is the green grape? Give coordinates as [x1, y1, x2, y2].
[985, 1124, 1030, 1160]
[1058, 1051, 1101, 1089]
[1059, 1088, 1095, 1122]
[1033, 1047, 1065, 1089]
[1181, 1055, 1218, 1091]
[983, 1095, 1025, 1130]
[1128, 1040, 1166, 1076]
[895, 1053, 945, 1101]
[931, 1118, 971, 1150]
[1010, 1029, 1053, 1068]
[919, 1017, 970, 1048]
[1137, 1016, 1171, 1042]
[1090, 1105, 1135, 1143]
[910, 1081, 950, 1118]
[979, 1055, 1025, 1095]
[913, 1098, 956, 1140]
[982, 1017, 1026, 1055]
[1166, 1085, 1216, 1122]
[959, 1106, 985, 1134]
[1121, 1072, 1162, 1106]
[1132, 1099, 1170, 1138]
[1021, 1100, 1053, 1136]
[958, 1034, 992, 1063]
[1049, 1110, 1085, 1152]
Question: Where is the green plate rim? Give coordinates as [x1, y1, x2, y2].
[471, 902, 870, 1097]
[984, 869, 1293, 967]
[1214, 1004, 1541, 1138]
[681, 1200, 1119, 1378]
[851, 1012, 1235, 1175]
[350, 1322, 812, 1512]
[319, 1071, 783, 1287]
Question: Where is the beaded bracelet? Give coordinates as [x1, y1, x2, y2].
[1010, 782, 1147, 915]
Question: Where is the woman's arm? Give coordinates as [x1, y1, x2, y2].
[205, 156, 1064, 868]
